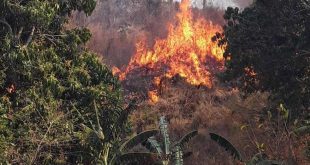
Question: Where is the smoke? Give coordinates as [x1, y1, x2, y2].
[71, 0, 177, 67]
[182, 0, 253, 9]
[70, 0, 253, 68]
[233, 0, 254, 8]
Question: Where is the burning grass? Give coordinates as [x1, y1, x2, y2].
[113, 0, 225, 103]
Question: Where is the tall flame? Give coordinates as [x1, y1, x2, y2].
[115, 0, 225, 102]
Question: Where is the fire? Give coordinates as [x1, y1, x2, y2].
[115, 0, 225, 103]
[244, 67, 257, 77]
[148, 90, 159, 104]
[112, 66, 121, 75]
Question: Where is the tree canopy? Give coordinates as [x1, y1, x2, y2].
[216, 0, 310, 117]
[0, 0, 130, 164]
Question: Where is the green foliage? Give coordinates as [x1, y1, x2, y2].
[120, 130, 159, 152]
[294, 125, 310, 136]
[143, 136, 163, 155]
[215, 0, 310, 117]
[0, 0, 131, 164]
[116, 116, 198, 165]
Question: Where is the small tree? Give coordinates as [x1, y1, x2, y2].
[214, 0, 310, 117]
[115, 116, 198, 165]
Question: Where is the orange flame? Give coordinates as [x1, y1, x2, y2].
[148, 90, 159, 104]
[112, 66, 121, 75]
[116, 0, 225, 103]
[244, 67, 257, 77]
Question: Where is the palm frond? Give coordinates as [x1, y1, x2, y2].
[209, 132, 243, 161]
[294, 125, 310, 136]
[177, 130, 198, 149]
[142, 136, 163, 155]
[120, 129, 159, 152]
[173, 145, 184, 165]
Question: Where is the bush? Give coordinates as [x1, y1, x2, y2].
[214, 0, 310, 117]
[0, 0, 130, 164]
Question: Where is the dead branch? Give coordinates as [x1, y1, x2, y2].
[30, 121, 54, 165]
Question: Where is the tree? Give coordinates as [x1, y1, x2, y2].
[214, 0, 310, 117]
[0, 0, 131, 164]
[116, 116, 198, 165]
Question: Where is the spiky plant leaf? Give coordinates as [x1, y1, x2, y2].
[173, 145, 184, 165]
[107, 100, 137, 142]
[142, 136, 163, 155]
[209, 132, 243, 161]
[294, 126, 310, 136]
[120, 130, 159, 152]
[177, 130, 198, 149]
[93, 100, 105, 140]
[116, 152, 161, 165]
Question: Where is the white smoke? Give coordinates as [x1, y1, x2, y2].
[174, 0, 252, 9]
[192, 0, 238, 9]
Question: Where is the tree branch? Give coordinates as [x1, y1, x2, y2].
[30, 121, 54, 164]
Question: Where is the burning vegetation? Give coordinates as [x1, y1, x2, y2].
[113, 0, 225, 103]
[1, 0, 308, 164]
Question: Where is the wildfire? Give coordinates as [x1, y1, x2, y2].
[114, 0, 225, 103]
[148, 90, 159, 104]
[112, 66, 121, 76]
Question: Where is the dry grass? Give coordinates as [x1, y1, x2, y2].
[129, 78, 309, 164]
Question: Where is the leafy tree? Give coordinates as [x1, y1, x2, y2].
[0, 0, 131, 164]
[115, 116, 198, 165]
[214, 0, 310, 117]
